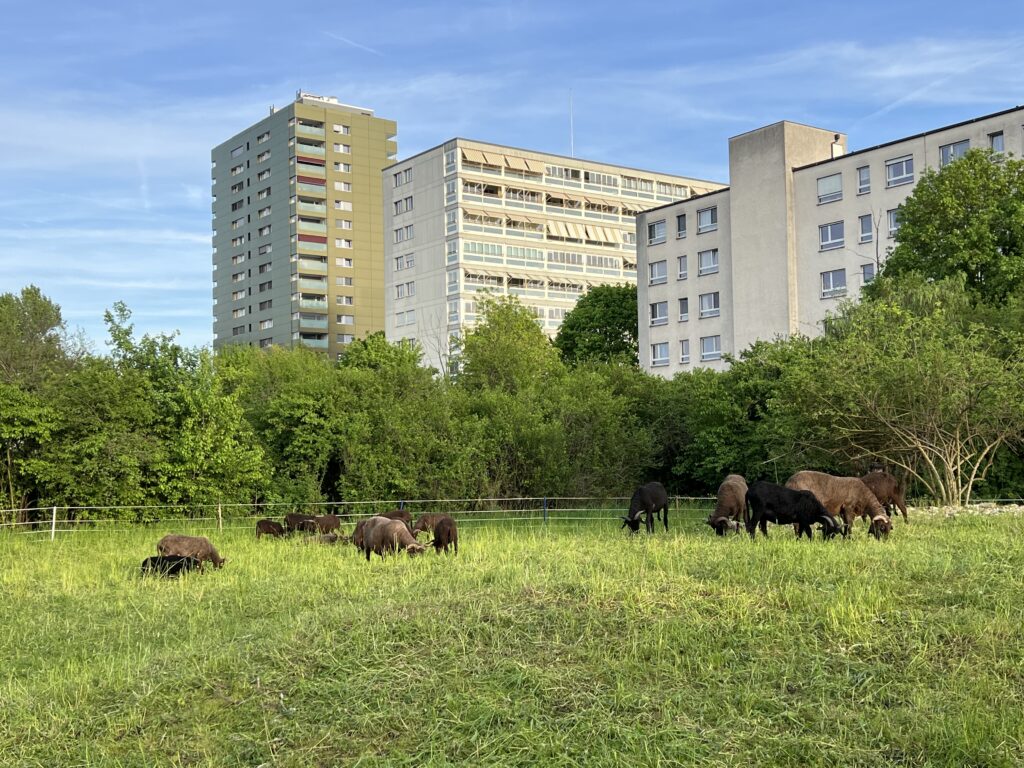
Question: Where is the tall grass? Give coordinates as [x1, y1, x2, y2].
[1, 514, 1022, 766]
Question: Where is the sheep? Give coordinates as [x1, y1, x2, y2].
[307, 532, 341, 545]
[705, 515, 740, 536]
[708, 474, 747, 535]
[360, 516, 425, 561]
[411, 513, 446, 537]
[868, 514, 893, 540]
[744, 481, 840, 540]
[380, 509, 413, 531]
[860, 471, 908, 523]
[156, 534, 226, 568]
[429, 515, 458, 555]
[255, 519, 285, 539]
[351, 518, 370, 550]
[284, 512, 318, 534]
[314, 514, 341, 534]
[785, 470, 886, 537]
[140, 555, 202, 577]
[620, 481, 669, 534]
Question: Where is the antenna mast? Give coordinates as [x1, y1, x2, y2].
[569, 90, 575, 158]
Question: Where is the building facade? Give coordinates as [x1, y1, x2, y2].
[382, 139, 723, 371]
[638, 105, 1024, 376]
[211, 92, 397, 357]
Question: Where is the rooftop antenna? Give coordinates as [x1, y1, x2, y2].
[569, 89, 575, 158]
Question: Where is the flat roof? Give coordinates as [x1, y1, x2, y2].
[636, 186, 731, 217]
[793, 103, 1024, 172]
[384, 137, 725, 187]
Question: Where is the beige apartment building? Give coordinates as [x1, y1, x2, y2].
[382, 139, 723, 371]
[638, 105, 1024, 376]
[211, 92, 397, 357]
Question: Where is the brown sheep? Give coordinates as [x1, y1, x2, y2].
[429, 515, 458, 555]
[360, 517, 425, 561]
[314, 514, 341, 534]
[255, 519, 285, 539]
[380, 509, 413, 530]
[785, 470, 886, 537]
[868, 514, 892, 540]
[411, 513, 446, 537]
[860, 471, 908, 522]
[708, 474, 747, 535]
[284, 512, 317, 534]
[156, 534, 226, 568]
[351, 518, 371, 550]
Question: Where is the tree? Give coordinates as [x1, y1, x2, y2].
[554, 284, 638, 366]
[878, 149, 1024, 303]
[0, 285, 81, 390]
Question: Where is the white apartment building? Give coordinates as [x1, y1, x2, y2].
[638, 105, 1024, 376]
[382, 139, 723, 371]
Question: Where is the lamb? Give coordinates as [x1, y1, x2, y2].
[785, 470, 886, 537]
[156, 534, 226, 568]
[708, 474, 747, 535]
[429, 515, 458, 555]
[620, 481, 669, 534]
[140, 555, 202, 577]
[255, 519, 285, 538]
[359, 516, 425, 561]
[860, 471, 908, 523]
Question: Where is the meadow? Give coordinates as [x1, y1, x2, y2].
[1, 511, 1023, 767]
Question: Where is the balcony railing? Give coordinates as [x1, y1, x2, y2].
[296, 124, 325, 137]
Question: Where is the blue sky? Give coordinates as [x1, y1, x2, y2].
[1, 0, 1022, 350]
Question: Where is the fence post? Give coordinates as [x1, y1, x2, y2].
[50, 506, 57, 541]
[399, 499, 404, 512]
[543, 497, 548, 527]
[217, 503, 223, 532]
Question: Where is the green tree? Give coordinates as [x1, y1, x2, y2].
[0, 285, 80, 390]
[554, 284, 638, 366]
[878, 149, 1024, 303]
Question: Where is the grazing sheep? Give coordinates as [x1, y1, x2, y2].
[860, 471, 908, 522]
[284, 512, 317, 534]
[307, 533, 341, 545]
[314, 514, 341, 534]
[351, 518, 370, 550]
[429, 515, 458, 555]
[705, 515, 740, 536]
[255, 519, 285, 539]
[380, 509, 413, 531]
[708, 474, 747, 535]
[868, 514, 892, 540]
[140, 555, 202, 577]
[621, 481, 669, 534]
[745, 481, 840, 540]
[785, 470, 886, 537]
[411, 513, 446, 537]
[360, 517, 425, 561]
[156, 534, 226, 568]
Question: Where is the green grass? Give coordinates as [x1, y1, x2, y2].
[1, 513, 1023, 767]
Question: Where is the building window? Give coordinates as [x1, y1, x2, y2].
[698, 249, 719, 276]
[859, 214, 873, 243]
[258, 280, 272, 292]
[231, 200, 243, 212]
[336, 314, 355, 325]
[333, 124, 350, 135]
[990, 131, 1005, 153]
[679, 339, 690, 364]
[259, 319, 272, 330]
[393, 168, 413, 187]
[257, 187, 271, 200]
[258, 225, 271, 236]
[338, 219, 353, 230]
[258, 206, 271, 218]
[651, 342, 669, 367]
[230, 164, 243, 176]
[395, 310, 416, 328]
[647, 220, 666, 245]
[257, 131, 270, 144]
[258, 262, 271, 274]
[232, 325, 245, 336]
[940, 139, 969, 166]
[334, 162, 352, 173]
[394, 196, 414, 215]
[819, 221, 844, 251]
[259, 338, 272, 348]
[821, 269, 847, 298]
[336, 257, 353, 267]
[231, 307, 246, 318]
[677, 255, 688, 280]
[888, 209, 901, 238]
[335, 276, 354, 287]
[334, 200, 353, 211]
[230, 182, 244, 194]
[258, 244, 272, 256]
[231, 236, 244, 247]
[393, 224, 414, 243]
[231, 217, 244, 230]
[335, 238, 353, 248]
[886, 156, 914, 187]
[232, 290, 245, 301]
[334, 144, 351, 154]
[700, 335, 721, 362]
[257, 151, 270, 163]
[856, 166, 870, 194]
[650, 301, 668, 326]
[676, 213, 686, 238]
[678, 298, 689, 321]
[699, 292, 720, 318]
[396, 281, 416, 299]
[259, 299, 272, 310]
[862, 263, 876, 283]
[231, 271, 244, 283]
[334, 181, 352, 193]
[649, 260, 667, 285]
[337, 333, 354, 344]
[447, 269, 459, 294]
[231, 254, 245, 265]
[697, 206, 718, 233]
[817, 173, 842, 204]
[336, 295, 354, 305]
[231, 145, 245, 158]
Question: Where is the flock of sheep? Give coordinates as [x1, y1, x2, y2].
[139, 509, 459, 576]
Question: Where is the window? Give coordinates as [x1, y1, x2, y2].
[393, 224, 414, 243]
[231, 271, 245, 283]
[336, 314, 355, 325]
[698, 249, 719, 275]
[862, 263, 876, 283]
[231, 254, 245, 265]
[231, 217, 244, 230]
[678, 298, 689, 321]
[856, 166, 870, 194]
[676, 213, 687, 238]
[335, 238, 353, 248]
[699, 292, 720, 318]
[257, 187, 271, 199]
[230, 164, 243, 176]
[259, 319, 272, 330]
[336, 257, 353, 267]
[650, 302, 668, 326]
[231, 236, 244, 247]
[940, 139, 969, 166]
[232, 325, 245, 336]
[886, 156, 914, 187]
[447, 269, 459, 294]
[257, 206, 271, 218]
[259, 299, 272, 310]
[257, 169, 271, 181]
[334, 144, 351, 154]
[679, 339, 690, 364]
[334, 200, 353, 211]
[651, 342, 669, 367]
[649, 260, 667, 285]
[258, 225, 271, 236]
[338, 219, 353, 230]
[334, 162, 352, 172]
[677, 255, 688, 280]
[231, 145, 245, 158]
[336, 295, 353, 304]
[334, 181, 352, 193]
[584, 170, 618, 186]
[888, 209, 901, 238]
[700, 335, 722, 361]
[990, 131, 1005, 153]
[231, 307, 246, 318]
[395, 252, 415, 271]
[396, 281, 416, 299]
[258, 243, 272, 256]
[333, 124, 350, 135]
[393, 168, 413, 187]
[258, 280, 272, 292]
[859, 214, 873, 243]
[257, 151, 270, 163]
[817, 173, 842, 204]
[231, 200, 243, 211]
[647, 219, 666, 244]
[231, 289, 245, 301]
[697, 206, 718, 233]
[337, 333, 354, 344]
[231, 182, 244, 194]
[257, 131, 270, 144]
[258, 262, 271, 274]
[395, 310, 416, 328]
[821, 269, 847, 298]
[259, 338, 272, 348]
[393, 196, 414, 215]
[819, 221, 844, 251]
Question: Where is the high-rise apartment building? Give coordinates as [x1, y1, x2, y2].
[637, 105, 1024, 375]
[211, 92, 397, 357]
[382, 139, 723, 371]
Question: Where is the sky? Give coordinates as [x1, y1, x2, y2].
[1, 0, 1022, 351]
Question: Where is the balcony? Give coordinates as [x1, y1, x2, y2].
[297, 201, 326, 215]
[298, 315, 329, 330]
[297, 336, 328, 349]
[297, 220, 327, 234]
[296, 123, 325, 138]
[295, 182, 326, 196]
[296, 258, 327, 272]
[296, 143, 325, 156]
[297, 296, 328, 310]
[298, 277, 328, 291]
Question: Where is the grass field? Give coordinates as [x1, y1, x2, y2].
[2, 512, 1023, 767]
